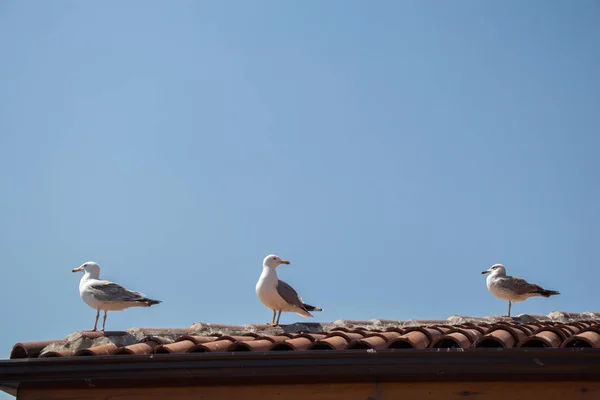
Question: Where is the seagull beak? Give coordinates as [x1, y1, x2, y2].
[280, 260, 290, 265]
[481, 269, 491, 275]
[72, 266, 83, 273]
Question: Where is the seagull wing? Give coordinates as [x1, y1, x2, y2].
[86, 280, 147, 303]
[499, 276, 545, 295]
[276, 280, 309, 312]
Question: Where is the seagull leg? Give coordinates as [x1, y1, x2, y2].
[101, 311, 108, 331]
[507, 301, 512, 317]
[269, 310, 277, 326]
[92, 310, 100, 331]
[275, 310, 282, 326]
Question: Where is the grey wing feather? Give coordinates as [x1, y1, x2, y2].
[87, 281, 146, 302]
[499, 276, 542, 295]
[276, 280, 308, 310]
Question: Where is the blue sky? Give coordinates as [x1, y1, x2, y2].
[0, 0, 599, 382]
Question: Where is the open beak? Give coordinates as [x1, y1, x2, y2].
[72, 266, 83, 273]
[280, 260, 290, 265]
[481, 269, 491, 275]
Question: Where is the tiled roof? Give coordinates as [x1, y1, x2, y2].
[10, 311, 600, 359]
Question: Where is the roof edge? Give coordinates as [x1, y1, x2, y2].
[1, 349, 600, 393]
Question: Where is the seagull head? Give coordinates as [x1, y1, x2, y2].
[72, 261, 100, 276]
[263, 254, 290, 269]
[481, 264, 506, 275]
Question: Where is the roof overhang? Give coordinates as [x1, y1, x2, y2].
[2, 348, 600, 395]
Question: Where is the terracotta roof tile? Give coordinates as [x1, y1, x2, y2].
[296, 333, 327, 341]
[8, 312, 600, 359]
[10, 340, 65, 359]
[271, 337, 313, 351]
[364, 331, 403, 342]
[562, 331, 600, 348]
[140, 336, 174, 346]
[429, 325, 453, 334]
[309, 335, 349, 350]
[326, 331, 365, 342]
[39, 349, 74, 358]
[348, 335, 388, 350]
[474, 328, 517, 348]
[218, 335, 256, 342]
[581, 325, 600, 334]
[176, 335, 220, 344]
[75, 343, 120, 356]
[229, 339, 273, 352]
[520, 329, 563, 348]
[431, 331, 472, 349]
[115, 343, 155, 355]
[388, 329, 439, 349]
[189, 339, 233, 353]
[154, 340, 197, 354]
[263, 335, 293, 342]
[405, 326, 443, 341]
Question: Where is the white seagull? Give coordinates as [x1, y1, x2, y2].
[256, 254, 323, 326]
[481, 264, 560, 317]
[72, 261, 161, 331]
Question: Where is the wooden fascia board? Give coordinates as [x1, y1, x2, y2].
[1, 348, 599, 394]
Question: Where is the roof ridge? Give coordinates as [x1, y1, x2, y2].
[8, 311, 600, 360]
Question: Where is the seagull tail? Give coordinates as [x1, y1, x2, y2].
[140, 298, 162, 306]
[538, 289, 560, 298]
[303, 303, 323, 312]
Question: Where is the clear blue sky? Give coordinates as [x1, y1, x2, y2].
[1, 0, 599, 373]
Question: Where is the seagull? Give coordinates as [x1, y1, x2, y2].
[72, 261, 161, 331]
[481, 264, 560, 317]
[256, 254, 323, 326]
